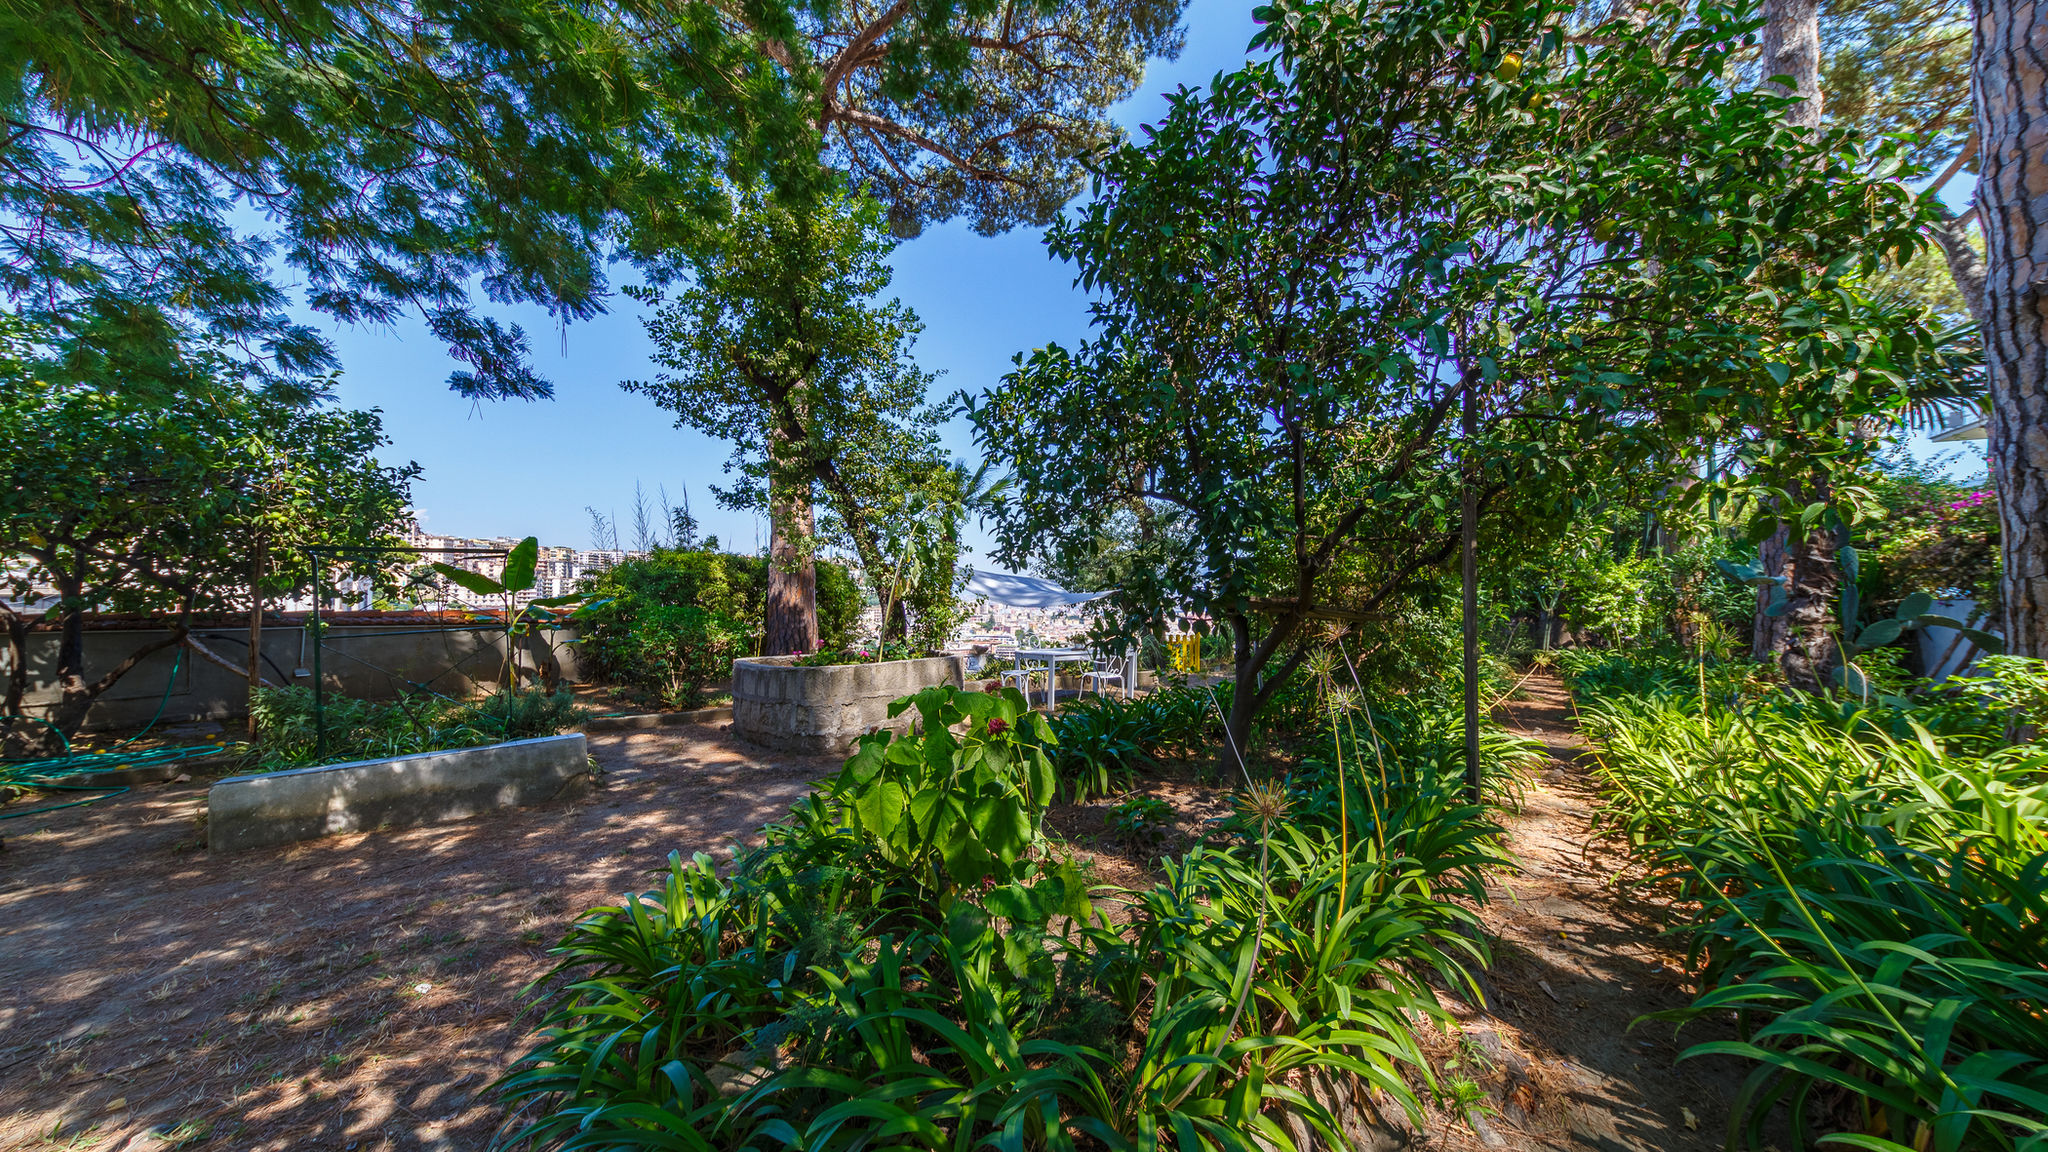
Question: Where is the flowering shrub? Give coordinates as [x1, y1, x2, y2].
[1867, 485, 2000, 616]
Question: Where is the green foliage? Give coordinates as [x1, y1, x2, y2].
[577, 550, 758, 708]
[246, 685, 584, 770]
[1030, 683, 1232, 803]
[625, 192, 938, 516]
[1106, 793, 1173, 841]
[1819, 0, 1970, 175]
[1864, 467, 1999, 619]
[1716, 545, 1999, 695]
[0, 330, 415, 614]
[972, 0, 1957, 754]
[494, 681, 1516, 1151]
[1573, 661, 2048, 1151]
[1953, 656, 2048, 732]
[1044, 694, 1161, 802]
[6, 0, 1184, 404]
[2, 0, 774, 401]
[829, 686, 1058, 897]
[574, 549, 861, 705]
[813, 559, 864, 650]
[0, 322, 416, 731]
[625, 191, 972, 645]
[624, 603, 755, 708]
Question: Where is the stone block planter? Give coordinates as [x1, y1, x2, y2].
[732, 655, 967, 754]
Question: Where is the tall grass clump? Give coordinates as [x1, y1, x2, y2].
[1568, 654, 2048, 1152]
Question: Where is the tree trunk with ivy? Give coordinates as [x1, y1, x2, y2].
[764, 430, 820, 657]
[1975, 0, 2048, 658]
[1780, 525, 1844, 691]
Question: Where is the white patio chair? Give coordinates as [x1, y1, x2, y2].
[1081, 650, 1129, 700]
[992, 646, 1037, 697]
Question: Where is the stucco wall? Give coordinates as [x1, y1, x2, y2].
[732, 654, 967, 755]
[3, 623, 583, 732]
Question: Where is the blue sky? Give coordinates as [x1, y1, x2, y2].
[320, 0, 1982, 566]
[322, 0, 1264, 562]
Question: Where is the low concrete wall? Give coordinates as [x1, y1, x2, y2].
[206, 733, 590, 853]
[732, 655, 966, 754]
[4, 623, 583, 732]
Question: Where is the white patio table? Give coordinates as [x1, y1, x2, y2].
[1013, 647, 1094, 709]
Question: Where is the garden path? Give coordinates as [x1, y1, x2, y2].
[1433, 672, 1756, 1152]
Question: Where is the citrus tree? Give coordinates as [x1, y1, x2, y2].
[973, 0, 1959, 762]
[0, 322, 415, 740]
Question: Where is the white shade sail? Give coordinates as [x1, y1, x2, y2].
[964, 569, 1113, 608]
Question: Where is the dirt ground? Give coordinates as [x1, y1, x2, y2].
[0, 725, 838, 1152]
[1, 677, 1755, 1152]
[1447, 673, 1756, 1152]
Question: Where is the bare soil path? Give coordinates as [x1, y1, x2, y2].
[0, 726, 838, 1152]
[1427, 672, 1752, 1152]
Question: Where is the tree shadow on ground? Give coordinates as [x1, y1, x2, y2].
[0, 723, 838, 1152]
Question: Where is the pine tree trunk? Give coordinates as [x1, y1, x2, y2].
[763, 429, 819, 656]
[1974, 0, 2048, 658]
[1761, 0, 1823, 126]
[1932, 204, 1989, 325]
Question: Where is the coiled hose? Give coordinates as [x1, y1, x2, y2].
[1, 650, 232, 821]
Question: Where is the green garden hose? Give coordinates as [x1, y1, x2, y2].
[0, 650, 232, 821]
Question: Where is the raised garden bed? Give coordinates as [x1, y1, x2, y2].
[206, 733, 590, 852]
[731, 654, 966, 754]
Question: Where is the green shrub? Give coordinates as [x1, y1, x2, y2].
[573, 549, 862, 706]
[1045, 694, 1159, 802]
[826, 686, 1062, 897]
[1107, 793, 1173, 841]
[246, 684, 585, 769]
[492, 682, 1514, 1151]
[627, 602, 753, 707]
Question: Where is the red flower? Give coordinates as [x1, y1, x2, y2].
[986, 716, 1008, 736]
